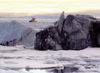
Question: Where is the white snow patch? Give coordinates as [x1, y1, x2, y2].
[0, 46, 100, 73]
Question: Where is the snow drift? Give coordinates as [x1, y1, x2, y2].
[0, 20, 35, 47]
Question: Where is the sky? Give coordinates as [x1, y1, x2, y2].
[0, 0, 100, 14]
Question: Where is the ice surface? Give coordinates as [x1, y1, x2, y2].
[0, 46, 100, 73]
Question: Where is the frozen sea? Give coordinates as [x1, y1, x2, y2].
[0, 14, 100, 73]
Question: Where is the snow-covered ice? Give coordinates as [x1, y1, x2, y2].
[0, 46, 100, 73]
